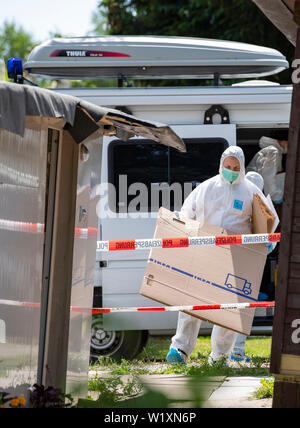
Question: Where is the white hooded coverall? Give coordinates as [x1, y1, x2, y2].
[246, 136, 287, 204]
[170, 146, 272, 361]
[232, 171, 265, 358]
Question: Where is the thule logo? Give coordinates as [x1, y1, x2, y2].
[50, 49, 130, 58]
[66, 50, 86, 57]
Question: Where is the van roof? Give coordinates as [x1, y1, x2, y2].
[24, 36, 289, 80]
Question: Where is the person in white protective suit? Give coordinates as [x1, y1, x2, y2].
[166, 146, 275, 366]
[245, 171, 264, 194]
[246, 136, 288, 204]
[230, 171, 265, 363]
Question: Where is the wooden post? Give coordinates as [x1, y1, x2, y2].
[42, 130, 79, 391]
[270, 26, 300, 407]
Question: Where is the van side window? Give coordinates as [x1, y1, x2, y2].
[169, 138, 228, 185]
[237, 128, 289, 168]
[108, 138, 228, 213]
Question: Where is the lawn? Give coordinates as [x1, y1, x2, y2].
[85, 335, 273, 407]
[90, 335, 272, 377]
[137, 335, 271, 368]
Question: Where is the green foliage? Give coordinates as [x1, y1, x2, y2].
[0, 21, 36, 63]
[90, 337, 272, 378]
[137, 335, 272, 367]
[88, 372, 143, 407]
[137, 336, 172, 362]
[30, 384, 75, 408]
[70, 78, 118, 88]
[98, 0, 295, 84]
[86, 336, 273, 407]
[253, 378, 274, 399]
[78, 386, 171, 408]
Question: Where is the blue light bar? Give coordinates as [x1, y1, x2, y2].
[7, 58, 23, 82]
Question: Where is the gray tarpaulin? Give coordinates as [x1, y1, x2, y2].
[0, 81, 186, 152]
[252, 0, 298, 45]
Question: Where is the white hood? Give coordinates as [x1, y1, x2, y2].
[219, 145, 245, 185]
[245, 171, 264, 191]
[259, 136, 287, 154]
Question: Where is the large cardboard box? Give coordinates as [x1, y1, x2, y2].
[140, 197, 275, 335]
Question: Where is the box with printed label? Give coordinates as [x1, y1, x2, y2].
[140, 201, 275, 335]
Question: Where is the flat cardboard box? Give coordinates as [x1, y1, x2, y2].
[252, 193, 276, 234]
[140, 197, 274, 335]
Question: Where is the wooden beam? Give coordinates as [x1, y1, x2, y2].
[252, 0, 298, 45]
[283, 0, 296, 13]
[273, 379, 300, 407]
[42, 131, 79, 391]
[270, 27, 300, 408]
[294, 0, 300, 26]
[280, 354, 300, 376]
[270, 28, 300, 375]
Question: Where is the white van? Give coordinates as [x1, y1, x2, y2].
[24, 36, 291, 361]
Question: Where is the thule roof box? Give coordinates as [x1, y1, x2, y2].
[24, 36, 289, 81]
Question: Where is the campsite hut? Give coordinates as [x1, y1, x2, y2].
[0, 81, 185, 400]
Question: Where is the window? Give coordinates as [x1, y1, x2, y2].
[108, 138, 228, 212]
[237, 128, 289, 168]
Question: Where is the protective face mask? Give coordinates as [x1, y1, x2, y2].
[222, 168, 239, 183]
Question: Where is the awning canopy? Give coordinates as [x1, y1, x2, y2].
[252, 0, 298, 45]
[0, 81, 186, 152]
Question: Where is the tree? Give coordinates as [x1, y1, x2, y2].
[98, 0, 294, 84]
[87, 11, 108, 35]
[0, 21, 36, 63]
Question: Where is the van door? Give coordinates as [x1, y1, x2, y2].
[99, 124, 236, 331]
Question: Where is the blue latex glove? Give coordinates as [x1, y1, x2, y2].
[258, 292, 269, 301]
[265, 242, 275, 254]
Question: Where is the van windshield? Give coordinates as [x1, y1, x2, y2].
[108, 138, 228, 213]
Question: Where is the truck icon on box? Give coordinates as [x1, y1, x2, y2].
[225, 274, 252, 296]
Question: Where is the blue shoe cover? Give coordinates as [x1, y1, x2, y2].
[166, 348, 186, 365]
[230, 354, 250, 363]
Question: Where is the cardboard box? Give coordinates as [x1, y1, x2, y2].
[252, 193, 276, 234]
[140, 197, 275, 335]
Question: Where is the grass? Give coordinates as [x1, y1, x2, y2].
[135, 335, 272, 375]
[86, 335, 273, 407]
[253, 378, 274, 399]
[90, 335, 272, 375]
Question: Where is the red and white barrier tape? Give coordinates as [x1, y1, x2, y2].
[0, 298, 275, 314]
[0, 219, 281, 250]
[0, 218, 97, 238]
[0, 219, 45, 234]
[89, 301, 275, 314]
[96, 233, 281, 252]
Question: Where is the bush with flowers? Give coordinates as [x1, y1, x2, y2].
[0, 392, 26, 408]
[0, 384, 74, 408]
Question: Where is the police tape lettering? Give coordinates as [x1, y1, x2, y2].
[96, 233, 281, 251]
[135, 239, 163, 249]
[188, 237, 216, 246]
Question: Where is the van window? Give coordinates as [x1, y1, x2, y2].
[237, 128, 289, 168]
[108, 138, 228, 212]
